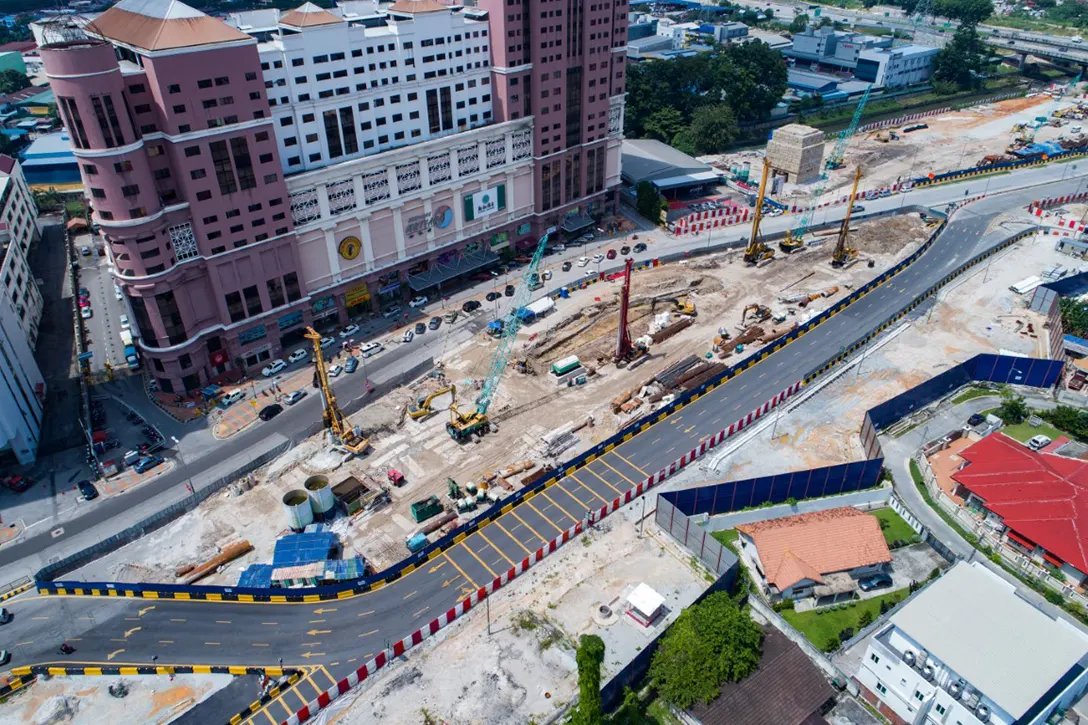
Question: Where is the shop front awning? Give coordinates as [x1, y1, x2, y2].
[407, 246, 500, 291]
[560, 214, 595, 233]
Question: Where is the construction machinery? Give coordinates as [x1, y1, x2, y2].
[741, 303, 771, 326]
[447, 228, 555, 440]
[744, 159, 775, 265]
[614, 257, 647, 365]
[649, 295, 696, 316]
[407, 384, 456, 420]
[832, 166, 863, 269]
[825, 85, 872, 171]
[304, 326, 370, 454]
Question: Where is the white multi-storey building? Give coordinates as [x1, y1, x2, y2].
[858, 562, 1088, 725]
[0, 288, 44, 466]
[0, 155, 42, 350]
[232, 1, 494, 175]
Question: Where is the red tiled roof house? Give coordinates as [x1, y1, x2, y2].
[736, 507, 891, 602]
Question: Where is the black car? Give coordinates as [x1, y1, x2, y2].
[504, 284, 515, 297]
[967, 413, 985, 427]
[77, 480, 98, 501]
[428, 316, 442, 330]
[462, 300, 482, 313]
[259, 404, 283, 421]
[562, 261, 572, 271]
[620, 246, 630, 255]
[633, 242, 647, 253]
[415, 322, 426, 335]
[485, 291, 501, 302]
[858, 572, 892, 592]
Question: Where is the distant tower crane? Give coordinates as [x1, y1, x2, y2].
[744, 159, 775, 266]
[447, 228, 555, 440]
[304, 326, 370, 454]
[831, 166, 863, 268]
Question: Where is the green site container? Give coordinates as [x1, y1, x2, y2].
[410, 495, 444, 523]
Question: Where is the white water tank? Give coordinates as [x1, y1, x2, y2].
[305, 475, 336, 519]
[283, 490, 314, 531]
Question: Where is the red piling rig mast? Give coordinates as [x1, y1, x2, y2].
[615, 257, 634, 362]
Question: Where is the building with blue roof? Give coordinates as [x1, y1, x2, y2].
[19, 132, 80, 187]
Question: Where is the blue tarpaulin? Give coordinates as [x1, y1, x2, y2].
[238, 564, 273, 588]
[271, 532, 338, 569]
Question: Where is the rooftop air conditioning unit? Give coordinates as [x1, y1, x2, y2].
[950, 679, 965, 699]
[923, 664, 935, 680]
[903, 650, 916, 666]
[977, 704, 991, 723]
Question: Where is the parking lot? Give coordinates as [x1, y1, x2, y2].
[73, 230, 132, 376]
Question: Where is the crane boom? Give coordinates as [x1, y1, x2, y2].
[832, 166, 862, 268]
[304, 326, 369, 453]
[743, 159, 774, 265]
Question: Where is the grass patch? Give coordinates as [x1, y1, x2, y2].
[910, 460, 977, 545]
[951, 386, 998, 405]
[711, 529, 739, 552]
[782, 589, 908, 652]
[1000, 420, 1065, 445]
[873, 508, 916, 547]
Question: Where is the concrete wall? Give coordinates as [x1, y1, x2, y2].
[700, 485, 892, 532]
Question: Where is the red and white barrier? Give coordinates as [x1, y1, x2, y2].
[857, 107, 951, 134]
[1030, 191, 1088, 211]
[278, 378, 805, 725]
[1028, 194, 1087, 235]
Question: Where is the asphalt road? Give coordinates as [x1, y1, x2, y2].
[0, 174, 1074, 724]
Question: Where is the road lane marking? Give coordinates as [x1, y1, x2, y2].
[568, 472, 609, 505]
[274, 698, 294, 717]
[14, 641, 32, 647]
[302, 677, 323, 697]
[477, 528, 515, 567]
[609, 450, 649, 477]
[524, 496, 565, 531]
[31, 616, 48, 620]
[412, 607, 430, 618]
[427, 560, 447, 573]
[402, 590, 417, 601]
[204, 642, 221, 646]
[170, 619, 186, 623]
[359, 629, 379, 638]
[493, 519, 532, 555]
[252, 643, 270, 647]
[308, 619, 326, 623]
[582, 464, 624, 494]
[159, 640, 174, 645]
[215, 620, 231, 624]
[356, 610, 374, 617]
[514, 504, 558, 537]
[259, 709, 277, 725]
[461, 538, 499, 579]
[316, 666, 337, 687]
[312, 607, 337, 614]
[442, 551, 480, 590]
[539, 489, 577, 524]
[262, 622, 278, 626]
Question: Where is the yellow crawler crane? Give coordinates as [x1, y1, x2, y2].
[304, 326, 370, 454]
[744, 159, 774, 266]
[831, 166, 863, 269]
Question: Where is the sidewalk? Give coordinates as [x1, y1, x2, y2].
[99, 459, 176, 496]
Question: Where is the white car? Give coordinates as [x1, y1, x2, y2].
[262, 359, 287, 377]
[119, 314, 130, 330]
[114, 284, 124, 301]
[288, 349, 308, 364]
[284, 390, 306, 405]
[339, 324, 360, 338]
[319, 336, 336, 349]
[327, 364, 344, 378]
[592, 253, 605, 264]
[383, 306, 402, 318]
[360, 341, 383, 358]
[402, 329, 415, 343]
[576, 256, 590, 267]
[1028, 434, 1052, 451]
[409, 295, 429, 309]
[584, 269, 596, 277]
[223, 389, 246, 406]
[80, 306, 92, 319]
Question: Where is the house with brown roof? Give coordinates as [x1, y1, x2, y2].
[736, 507, 891, 601]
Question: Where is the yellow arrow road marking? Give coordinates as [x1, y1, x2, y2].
[312, 607, 337, 614]
[427, 560, 447, 573]
[138, 605, 156, 617]
[306, 629, 331, 636]
[123, 626, 141, 639]
[300, 651, 325, 659]
[441, 576, 459, 588]
[107, 649, 124, 661]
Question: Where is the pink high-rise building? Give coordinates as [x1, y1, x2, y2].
[41, 0, 623, 394]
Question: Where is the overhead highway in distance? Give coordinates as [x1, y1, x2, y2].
[1, 168, 1083, 722]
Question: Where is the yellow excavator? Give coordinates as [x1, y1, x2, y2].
[741, 303, 771, 326]
[831, 166, 862, 269]
[744, 159, 774, 266]
[407, 384, 456, 420]
[650, 296, 696, 316]
[304, 326, 370, 454]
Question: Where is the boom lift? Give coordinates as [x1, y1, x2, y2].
[744, 159, 774, 266]
[407, 384, 456, 420]
[832, 166, 863, 268]
[447, 228, 555, 440]
[782, 86, 872, 254]
[304, 326, 370, 454]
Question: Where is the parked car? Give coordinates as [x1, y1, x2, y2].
[504, 284, 515, 297]
[328, 364, 344, 378]
[552, 243, 566, 253]
[345, 356, 359, 374]
[1028, 434, 1052, 451]
[562, 261, 573, 272]
[80, 306, 92, 319]
[288, 349, 308, 364]
[409, 295, 429, 308]
[339, 324, 360, 338]
[119, 314, 130, 330]
[462, 299, 482, 313]
[223, 389, 246, 406]
[967, 413, 985, 427]
[428, 316, 442, 330]
[633, 242, 647, 253]
[858, 572, 892, 592]
[402, 329, 415, 343]
[0, 650, 9, 666]
[360, 341, 383, 358]
[414, 322, 427, 335]
[78, 297, 90, 308]
[852, 204, 866, 213]
[443, 310, 459, 323]
[284, 390, 307, 406]
[585, 269, 596, 278]
[262, 359, 287, 377]
[78, 287, 89, 297]
[133, 456, 164, 474]
[577, 256, 590, 267]
[382, 305, 402, 318]
[114, 284, 124, 301]
[259, 404, 284, 421]
[319, 336, 336, 349]
[80, 245, 92, 256]
[77, 480, 98, 501]
[0, 608, 11, 624]
[485, 291, 501, 302]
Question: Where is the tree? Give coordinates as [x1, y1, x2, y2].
[689, 104, 739, 155]
[643, 107, 687, 144]
[932, 24, 987, 91]
[636, 181, 665, 224]
[996, 390, 1029, 425]
[933, 0, 994, 25]
[611, 688, 644, 725]
[649, 592, 763, 709]
[789, 13, 810, 33]
[0, 70, 30, 96]
[712, 41, 789, 122]
[573, 635, 605, 725]
[1061, 298, 1088, 338]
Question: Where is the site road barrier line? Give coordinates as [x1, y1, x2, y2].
[277, 377, 807, 725]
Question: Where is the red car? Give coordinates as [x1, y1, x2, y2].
[606, 249, 617, 260]
[78, 298, 90, 308]
[1, 475, 32, 493]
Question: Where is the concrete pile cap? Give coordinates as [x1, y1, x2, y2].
[771, 123, 823, 143]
